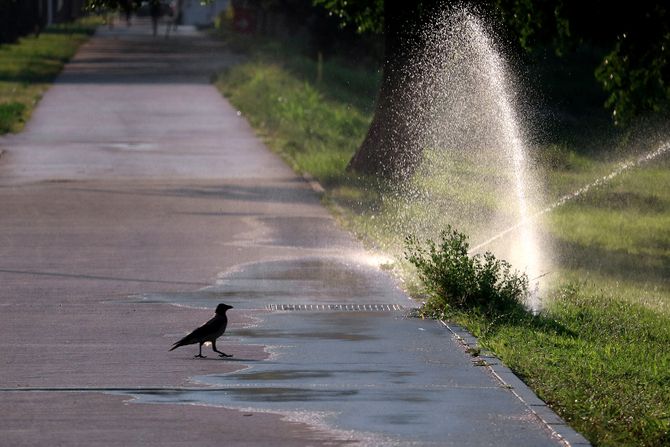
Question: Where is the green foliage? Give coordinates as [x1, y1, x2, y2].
[314, 1, 670, 125]
[404, 226, 529, 315]
[478, 283, 670, 446]
[493, 0, 670, 125]
[313, 1, 669, 126]
[84, 0, 138, 12]
[313, 0, 384, 34]
[493, 0, 571, 55]
[215, 53, 374, 184]
[595, 32, 670, 125]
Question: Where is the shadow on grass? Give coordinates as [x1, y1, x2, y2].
[554, 238, 670, 286]
[41, 27, 96, 36]
[435, 303, 578, 342]
[0, 69, 58, 84]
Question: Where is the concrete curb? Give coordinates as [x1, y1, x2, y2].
[441, 321, 592, 447]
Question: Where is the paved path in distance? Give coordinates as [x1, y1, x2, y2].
[0, 21, 586, 446]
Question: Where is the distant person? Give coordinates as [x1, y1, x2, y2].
[120, 0, 132, 27]
[149, 0, 162, 37]
[165, 0, 182, 38]
[169, 303, 234, 358]
[106, 5, 115, 29]
[173, 0, 183, 32]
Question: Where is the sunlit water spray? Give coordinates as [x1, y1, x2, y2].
[470, 140, 670, 252]
[463, 17, 544, 300]
[387, 8, 548, 310]
[363, 8, 669, 313]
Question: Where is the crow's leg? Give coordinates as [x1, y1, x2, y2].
[194, 342, 206, 358]
[212, 340, 232, 358]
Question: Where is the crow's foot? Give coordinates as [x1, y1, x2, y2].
[194, 354, 207, 358]
[219, 353, 233, 358]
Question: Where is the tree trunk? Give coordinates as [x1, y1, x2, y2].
[347, 1, 437, 180]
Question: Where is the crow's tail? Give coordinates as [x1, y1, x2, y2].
[169, 341, 183, 351]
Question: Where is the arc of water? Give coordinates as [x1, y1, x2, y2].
[469, 140, 670, 253]
[463, 17, 542, 283]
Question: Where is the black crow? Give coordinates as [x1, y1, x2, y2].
[169, 303, 233, 358]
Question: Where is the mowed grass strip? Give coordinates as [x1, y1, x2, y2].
[0, 20, 98, 134]
[215, 61, 371, 184]
[445, 284, 670, 446]
[215, 33, 670, 446]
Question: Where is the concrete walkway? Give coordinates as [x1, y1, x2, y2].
[0, 22, 587, 446]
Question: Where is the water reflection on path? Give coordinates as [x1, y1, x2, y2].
[124, 257, 558, 446]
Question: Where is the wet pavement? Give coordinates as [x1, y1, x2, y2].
[0, 20, 588, 446]
[135, 311, 554, 446]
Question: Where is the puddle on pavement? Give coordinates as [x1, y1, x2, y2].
[125, 383, 520, 445]
[125, 305, 543, 445]
[134, 256, 409, 310]
[122, 258, 552, 445]
[103, 142, 157, 152]
[236, 370, 335, 381]
[233, 327, 376, 342]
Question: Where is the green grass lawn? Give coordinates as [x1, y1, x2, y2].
[215, 30, 670, 446]
[215, 61, 372, 183]
[0, 20, 98, 134]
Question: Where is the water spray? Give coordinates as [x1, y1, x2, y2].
[470, 140, 670, 253]
[396, 9, 550, 310]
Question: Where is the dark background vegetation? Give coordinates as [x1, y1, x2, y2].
[1, 0, 85, 43]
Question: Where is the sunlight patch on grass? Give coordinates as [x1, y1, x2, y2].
[0, 21, 96, 134]
[216, 62, 370, 186]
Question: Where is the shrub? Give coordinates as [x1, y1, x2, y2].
[405, 226, 529, 316]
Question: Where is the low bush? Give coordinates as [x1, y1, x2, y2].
[404, 226, 529, 316]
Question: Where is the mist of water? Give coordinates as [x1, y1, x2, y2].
[381, 8, 548, 309]
[360, 7, 670, 313]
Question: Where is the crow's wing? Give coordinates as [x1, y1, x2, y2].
[170, 316, 223, 350]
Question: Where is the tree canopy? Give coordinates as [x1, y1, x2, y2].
[79, 0, 670, 124]
[317, 0, 670, 126]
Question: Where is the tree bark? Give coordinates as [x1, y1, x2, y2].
[347, 1, 437, 180]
